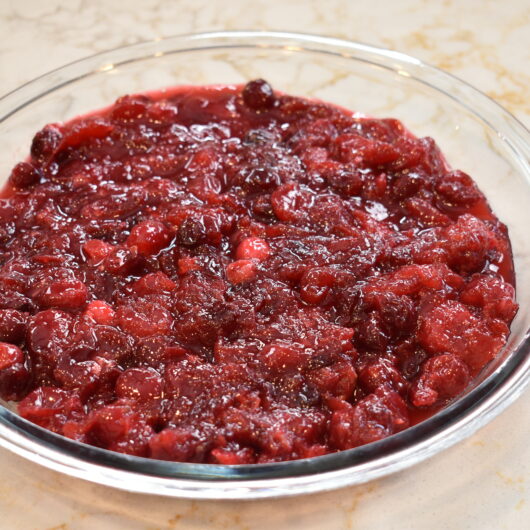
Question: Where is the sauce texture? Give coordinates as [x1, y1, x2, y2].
[0, 80, 517, 463]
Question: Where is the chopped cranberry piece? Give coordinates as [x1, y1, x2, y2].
[102, 247, 141, 276]
[299, 267, 334, 305]
[358, 359, 408, 396]
[418, 300, 507, 372]
[53, 358, 102, 396]
[59, 118, 113, 150]
[410, 354, 470, 407]
[309, 361, 357, 400]
[177, 217, 206, 247]
[9, 162, 41, 189]
[83, 239, 114, 264]
[0, 362, 30, 401]
[18, 387, 83, 430]
[84, 301, 115, 325]
[210, 447, 255, 465]
[148, 427, 198, 461]
[460, 275, 517, 321]
[117, 301, 172, 339]
[329, 388, 409, 450]
[226, 259, 257, 284]
[32, 275, 88, 310]
[0, 343, 24, 370]
[404, 197, 451, 227]
[111, 95, 150, 121]
[0, 309, 27, 343]
[435, 170, 481, 208]
[85, 405, 143, 448]
[133, 271, 176, 295]
[116, 367, 163, 400]
[333, 134, 400, 166]
[261, 342, 311, 374]
[177, 256, 200, 275]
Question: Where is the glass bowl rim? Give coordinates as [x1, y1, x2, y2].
[0, 30, 529, 500]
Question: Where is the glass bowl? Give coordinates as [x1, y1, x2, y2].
[0, 31, 529, 500]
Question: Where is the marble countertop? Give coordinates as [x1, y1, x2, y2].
[1, 1, 529, 528]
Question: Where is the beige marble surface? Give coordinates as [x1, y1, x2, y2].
[0, 0, 529, 528]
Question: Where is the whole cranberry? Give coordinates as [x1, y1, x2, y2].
[127, 219, 171, 256]
[236, 237, 270, 261]
[242, 79, 275, 110]
[30, 124, 62, 163]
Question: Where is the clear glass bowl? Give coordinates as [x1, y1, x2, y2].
[0, 31, 529, 500]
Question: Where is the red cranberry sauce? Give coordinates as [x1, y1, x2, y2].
[0, 79, 517, 463]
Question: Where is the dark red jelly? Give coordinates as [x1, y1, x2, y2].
[0, 80, 517, 463]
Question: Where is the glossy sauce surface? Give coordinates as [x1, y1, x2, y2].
[0, 80, 517, 463]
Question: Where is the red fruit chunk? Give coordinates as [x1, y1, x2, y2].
[176, 217, 206, 247]
[148, 428, 198, 461]
[309, 361, 357, 400]
[127, 219, 171, 255]
[84, 300, 115, 325]
[460, 275, 517, 321]
[333, 134, 400, 166]
[117, 301, 172, 338]
[410, 354, 470, 407]
[26, 310, 72, 357]
[116, 367, 163, 400]
[210, 447, 255, 465]
[53, 358, 102, 396]
[236, 237, 270, 261]
[404, 197, 450, 227]
[133, 272, 176, 295]
[0, 342, 24, 370]
[329, 388, 409, 450]
[327, 167, 364, 197]
[102, 247, 140, 275]
[436, 170, 481, 208]
[271, 183, 314, 223]
[358, 359, 407, 395]
[261, 342, 311, 374]
[111, 94, 150, 121]
[30, 124, 62, 163]
[418, 300, 507, 372]
[299, 267, 334, 305]
[9, 162, 41, 189]
[18, 387, 82, 430]
[0, 363, 30, 401]
[85, 405, 147, 451]
[226, 259, 257, 284]
[0, 309, 27, 342]
[177, 257, 200, 275]
[59, 118, 113, 150]
[32, 275, 88, 310]
[83, 239, 114, 264]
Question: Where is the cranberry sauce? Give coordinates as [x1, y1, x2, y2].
[0, 79, 517, 463]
